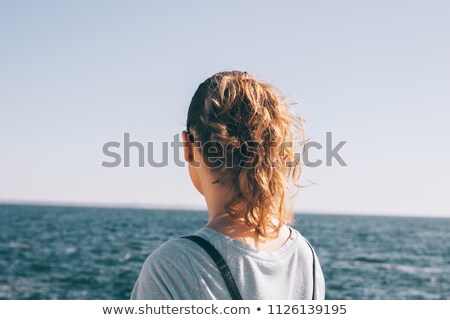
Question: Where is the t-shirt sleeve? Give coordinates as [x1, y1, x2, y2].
[130, 253, 174, 299]
[315, 257, 326, 300]
[130, 240, 202, 300]
[301, 234, 326, 300]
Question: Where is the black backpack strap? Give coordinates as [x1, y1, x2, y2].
[303, 237, 317, 300]
[181, 235, 243, 300]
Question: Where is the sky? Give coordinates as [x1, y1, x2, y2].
[0, 1, 449, 217]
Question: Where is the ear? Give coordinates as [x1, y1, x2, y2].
[182, 130, 193, 162]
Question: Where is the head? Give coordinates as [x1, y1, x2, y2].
[183, 71, 302, 237]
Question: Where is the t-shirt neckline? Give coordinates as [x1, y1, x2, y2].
[194, 225, 298, 260]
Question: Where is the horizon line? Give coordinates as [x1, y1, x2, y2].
[0, 199, 448, 220]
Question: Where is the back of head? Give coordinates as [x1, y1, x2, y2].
[187, 71, 302, 237]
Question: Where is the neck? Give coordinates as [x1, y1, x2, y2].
[201, 178, 230, 223]
[200, 172, 284, 244]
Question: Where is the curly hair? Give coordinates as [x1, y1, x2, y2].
[187, 71, 303, 238]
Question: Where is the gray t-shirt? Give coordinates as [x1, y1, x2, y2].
[130, 225, 325, 299]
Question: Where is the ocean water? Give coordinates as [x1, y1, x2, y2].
[0, 204, 449, 300]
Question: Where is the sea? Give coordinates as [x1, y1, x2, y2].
[0, 204, 449, 300]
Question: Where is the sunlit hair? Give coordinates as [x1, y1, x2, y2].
[187, 71, 303, 238]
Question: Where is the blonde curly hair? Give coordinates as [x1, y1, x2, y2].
[187, 71, 303, 238]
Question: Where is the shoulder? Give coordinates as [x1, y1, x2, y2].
[131, 237, 202, 299]
[289, 227, 323, 265]
[289, 227, 315, 254]
[142, 237, 196, 270]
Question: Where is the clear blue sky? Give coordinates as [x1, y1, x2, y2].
[1, 1, 449, 217]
